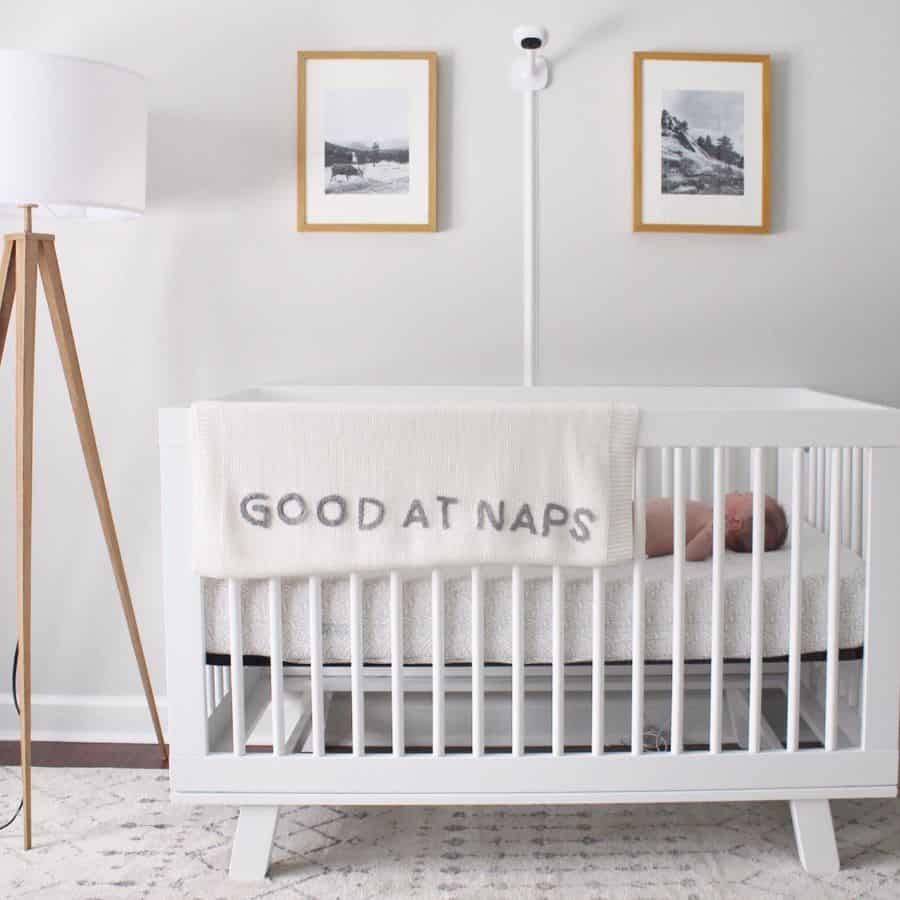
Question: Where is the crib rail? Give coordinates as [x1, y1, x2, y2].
[197, 444, 882, 767]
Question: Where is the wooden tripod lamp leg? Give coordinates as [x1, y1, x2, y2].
[15, 235, 38, 851]
[0, 239, 15, 365]
[37, 240, 167, 762]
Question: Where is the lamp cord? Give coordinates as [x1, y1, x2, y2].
[0, 643, 23, 831]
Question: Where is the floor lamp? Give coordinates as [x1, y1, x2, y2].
[0, 50, 167, 850]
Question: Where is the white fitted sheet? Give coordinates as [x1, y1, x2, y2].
[203, 524, 865, 665]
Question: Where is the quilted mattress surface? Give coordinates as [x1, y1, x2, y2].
[204, 524, 865, 665]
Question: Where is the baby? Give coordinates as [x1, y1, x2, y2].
[645, 492, 788, 561]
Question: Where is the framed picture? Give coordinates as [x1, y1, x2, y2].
[633, 52, 770, 233]
[297, 51, 437, 232]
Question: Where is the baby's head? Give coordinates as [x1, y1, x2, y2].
[724, 492, 788, 553]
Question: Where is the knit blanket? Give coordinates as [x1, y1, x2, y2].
[191, 401, 639, 578]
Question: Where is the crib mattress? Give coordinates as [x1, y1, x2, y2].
[203, 524, 866, 665]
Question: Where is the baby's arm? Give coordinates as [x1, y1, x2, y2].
[685, 524, 713, 562]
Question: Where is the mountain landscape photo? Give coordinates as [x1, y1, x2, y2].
[661, 89, 745, 196]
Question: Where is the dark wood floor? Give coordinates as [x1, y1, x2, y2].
[0, 742, 169, 769]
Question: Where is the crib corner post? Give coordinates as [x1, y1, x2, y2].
[159, 408, 208, 764]
[229, 806, 280, 881]
[789, 800, 840, 876]
[861, 448, 900, 759]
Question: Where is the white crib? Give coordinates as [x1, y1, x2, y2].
[159, 386, 900, 881]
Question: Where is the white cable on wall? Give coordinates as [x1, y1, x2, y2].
[511, 26, 549, 388]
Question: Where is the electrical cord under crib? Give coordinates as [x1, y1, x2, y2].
[621, 724, 671, 753]
[0, 643, 23, 831]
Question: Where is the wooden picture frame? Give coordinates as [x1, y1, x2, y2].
[297, 51, 437, 232]
[633, 52, 770, 234]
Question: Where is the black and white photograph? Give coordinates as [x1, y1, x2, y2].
[661, 90, 744, 195]
[633, 52, 769, 232]
[324, 88, 410, 195]
[298, 51, 436, 231]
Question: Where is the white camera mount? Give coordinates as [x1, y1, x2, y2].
[510, 25, 549, 92]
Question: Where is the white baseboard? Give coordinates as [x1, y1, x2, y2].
[0, 693, 168, 744]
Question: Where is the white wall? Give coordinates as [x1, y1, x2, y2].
[2, 0, 899, 739]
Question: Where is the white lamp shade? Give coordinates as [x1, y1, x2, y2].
[0, 50, 147, 218]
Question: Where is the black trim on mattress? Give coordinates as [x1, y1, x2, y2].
[206, 646, 864, 668]
[318, 740, 830, 755]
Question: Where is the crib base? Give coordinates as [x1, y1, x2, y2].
[226, 797, 846, 881]
[160, 400, 900, 887]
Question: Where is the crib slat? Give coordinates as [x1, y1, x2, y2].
[213, 666, 224, 707]
[847, 660, 860, 710]
[205, 667, 215, 715]
[227, 579, 245, 756]
[511, 565, 525, 757]
[309, 575, 324, 757]
[807, 448, 816, 524]
[749, 448, 765, 753]
[268, 578, 284, 756]
[592, 568, 604, 756]
[390, 571, 404, 757]
[841, 448, 851, 547]
[690, 446, 701, 501]
[851, 447, 863, 555]
[551, 565, 564, 757]
[816, 447, 826, 529]
[828, 447, 834, 522]
[471, 567, 484, 757]
[861, 449, 868, 558]
[787, 448, 804, 752]
[825, 448, 842, 751]
[350, 573, 364, 757]
[631, 447, 646, 756]
[710, 447, 725, 754]
[431, 570, 445, 757]
[661, 446, 672, 498]
[671, 447, 686, 755]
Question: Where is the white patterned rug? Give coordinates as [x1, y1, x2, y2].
[0, 766, 898, 898]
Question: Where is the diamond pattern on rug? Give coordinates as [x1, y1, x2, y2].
[0, 766, 898, 898]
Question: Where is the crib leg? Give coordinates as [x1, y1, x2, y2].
[229, 806, 280, 881]
[790, 800, 840, 875]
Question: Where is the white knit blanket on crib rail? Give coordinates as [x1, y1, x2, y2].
[191, 401, 639, 578]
